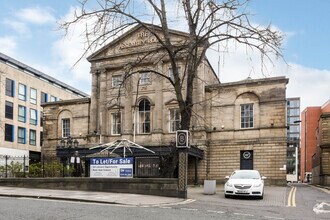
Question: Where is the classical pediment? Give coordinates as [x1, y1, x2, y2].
[165, 98, 179, 106]
[87, 23, 189, 61]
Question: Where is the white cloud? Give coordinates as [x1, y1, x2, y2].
[47, 7, 92, 93]
[0, 37, 17, 56]
[206, 41, 330, 111]
[3, 19, 29, 35]
[285, 63, 330, 110]
[16, 6, 55, 25]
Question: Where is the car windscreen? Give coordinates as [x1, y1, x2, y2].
[230, 171, 261, 179]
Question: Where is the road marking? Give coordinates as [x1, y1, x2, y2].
[233, 212, 254, 216]
[287, 186, 296, 207]
[207, 210, 225, 214]
[313, 202, 330, 214]
[181, 208, 198, 211]
[264, 216, 285, 220]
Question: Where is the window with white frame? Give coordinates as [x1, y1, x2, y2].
[111, 113, 121, 135]
[112, 75, 123, 88]
[137, 99, 151, 133]
[18, 105, 26, 122]
[240, 104, 254, 128]
[18, 83, 27, 101]
[139, 72, 151, 85]
[62, 118, 70, 138]
[30, 109, 37, 125]
[30, 88, 37, 104]
[169, 109, 180, 132]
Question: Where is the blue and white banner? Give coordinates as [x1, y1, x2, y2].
[90, 157, 133, 178]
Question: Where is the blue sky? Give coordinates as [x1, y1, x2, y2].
[0, 0, 329, 111]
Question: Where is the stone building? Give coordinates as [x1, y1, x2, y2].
[42, 24, 288, 185]
[0, 52, 88, 166]
[310, 100, 330, 186]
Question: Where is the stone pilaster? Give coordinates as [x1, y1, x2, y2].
[153, 64, 164, 133]
[90, 70, 99, 134]
[99, 70, 107, 143]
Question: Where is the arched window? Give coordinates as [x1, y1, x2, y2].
[138, 99, 151, 133]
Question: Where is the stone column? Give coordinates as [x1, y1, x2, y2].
[90, 70, 99, 134]
[99, 69, 107, 143]
[178, 149, 188, 198]
[153, 64, 163, 133]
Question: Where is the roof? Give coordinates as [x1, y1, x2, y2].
[206, 76, 289, 91]
[0, 52, 89, 98]
[87, 23, 191, 62]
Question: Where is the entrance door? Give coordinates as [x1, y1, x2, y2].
[240, 150, 253, 170]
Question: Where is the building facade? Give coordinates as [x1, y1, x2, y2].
[312, 101, 330, 185]
[286, 98, 300, 182]
[42, 24, 288, 185]
[300, 101, 330, 183]
[0, 52, 88, 167]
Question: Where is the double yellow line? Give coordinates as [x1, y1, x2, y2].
[287, 186, 296, 207]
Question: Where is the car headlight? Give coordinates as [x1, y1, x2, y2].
[226, 182, 233, 187]
[253, 182, 262, 187]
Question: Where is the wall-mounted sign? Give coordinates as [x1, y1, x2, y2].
[90, 157, 133, 178]
[242, 151, 251, 159]
[176, 130, 189, 148]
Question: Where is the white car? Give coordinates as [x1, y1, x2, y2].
[224, 170, 266, 199]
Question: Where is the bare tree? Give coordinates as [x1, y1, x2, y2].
[60, 0, 283, 130]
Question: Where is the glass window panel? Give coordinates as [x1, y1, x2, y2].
[18, 127, 26, 144]
[18, 83, 27, 101]
[30, 109, 37, 125]
[30, 88, 37, 104]
[112, 75, 123, 88]
[5, 124, 14, 142]
[29, 129, 36, 146]
[6, 78, 14, 97]
[18, 105, 26, 122]
[5, 101, 14, 119]
[139, 72, 151, 85]
[62, 118, 70, 138]
[111, 113, 121, 134]
[138, 99, 151, 133]
[169, 109, 180, 132]
[240, 104, 253, 128]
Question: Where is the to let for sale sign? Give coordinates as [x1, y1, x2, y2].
[90, 157, 133, 178]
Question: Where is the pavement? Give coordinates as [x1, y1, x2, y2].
[0, 184, 328, 207]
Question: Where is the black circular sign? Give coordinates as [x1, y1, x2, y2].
[243, 151, 251, 159]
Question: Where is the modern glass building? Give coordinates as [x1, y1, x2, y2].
[286, 97, 300, 182]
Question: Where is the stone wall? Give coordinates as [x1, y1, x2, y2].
[42, 98, 91, 156]
[0, 178, 179, 197]
[204, 77, 288, 185]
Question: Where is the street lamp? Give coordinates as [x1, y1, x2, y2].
[57, 136, 79, 177]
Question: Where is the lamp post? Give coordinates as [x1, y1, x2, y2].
[293, 120, 302, 182]
[57, 136, 79, 177]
